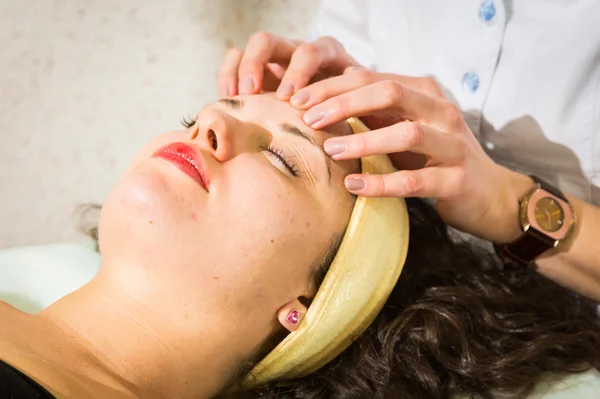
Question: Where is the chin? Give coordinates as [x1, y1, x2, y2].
[98, 160, 201, 259]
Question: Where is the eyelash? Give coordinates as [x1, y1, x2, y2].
[181, 115, 196, 129]
[265, 145, 299, 177]
[180, 115, 299, 177]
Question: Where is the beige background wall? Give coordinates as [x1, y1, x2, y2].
[0, 0, 320, 248]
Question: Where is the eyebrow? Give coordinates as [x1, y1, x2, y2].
[218, 97, 244, 109]
[217, 98, 332, 182]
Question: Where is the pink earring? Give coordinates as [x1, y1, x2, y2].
[286, 310, 299, 325]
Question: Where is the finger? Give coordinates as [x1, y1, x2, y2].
[217, 47, 244, 98]
[345, 67, 445, 99]
[302, 80, 451, 131]
[344, 167, 463, 199]
[290, 67, 390, 109]
[263, 63, 287, 92]
[290, 67, 377, 109]
[266, 63, 287, 81]
[276, 37, 359, 100]
[291, 68, 446, 112]
[324, 121, 465, 165]
[238, 32, 300, 94]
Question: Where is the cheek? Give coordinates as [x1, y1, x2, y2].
[218, 173, 325, 294]
[227, 172, 319, 244]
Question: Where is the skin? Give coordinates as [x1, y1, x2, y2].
[0, 93, 358, 399]
[218, 32, 600, 301]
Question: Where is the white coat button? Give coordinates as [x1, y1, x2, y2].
[479, 0, 497, 22]
[462, 72, 480, 93]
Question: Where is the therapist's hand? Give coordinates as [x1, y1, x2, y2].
[217, 32, 360, 99]
[290, 68, 534, 243]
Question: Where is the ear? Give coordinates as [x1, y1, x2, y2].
[276, 298, 308, 332]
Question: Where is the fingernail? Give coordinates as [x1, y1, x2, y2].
[219, 88, 230, 99]
[303, 107, 327, 126]
[239, 76, 254, 94]
[277, 82, 295, 97]
[286, 310, 299, 324]
[290, 90, 310, 107]
[324, 138, 346, 156]
[345, 177, 365, 191]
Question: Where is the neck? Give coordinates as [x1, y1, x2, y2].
[35, 271, 243, 399]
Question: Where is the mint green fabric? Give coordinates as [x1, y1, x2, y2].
[0, 241, 100, 313]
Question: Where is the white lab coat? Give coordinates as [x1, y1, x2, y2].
[309, 0, 600, 205]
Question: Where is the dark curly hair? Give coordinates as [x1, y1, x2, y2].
[220, 197, 600, 399]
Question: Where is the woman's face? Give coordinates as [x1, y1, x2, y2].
[98, 93, 358, 341]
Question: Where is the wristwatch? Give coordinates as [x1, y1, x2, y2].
[495, 175, 576, 266]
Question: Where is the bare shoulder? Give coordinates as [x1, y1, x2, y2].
[0, 300, 34, 344]
[0, 301, 66, 396]
[0, 301, 49, 367]
[0, 301, 133, 398]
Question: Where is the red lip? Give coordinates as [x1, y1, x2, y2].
[152, 142, 210, 191]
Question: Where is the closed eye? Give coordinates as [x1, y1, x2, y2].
[264, 144, 299, 177]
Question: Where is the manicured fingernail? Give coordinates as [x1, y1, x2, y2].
[303, 107, 327, 126]
[345, 177, 365, 191]
[219, 88, 230, 99]
[239, 76, 254, 94]
[290, 90, 310, 107]
[286, 310, 299, 324]
[324, 138, 346, 156]
[277, 82, 294, 97]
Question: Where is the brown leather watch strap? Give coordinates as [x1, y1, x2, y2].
[495, 230, 555, 265]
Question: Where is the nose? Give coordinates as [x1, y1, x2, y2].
[189, 108, 263, 162]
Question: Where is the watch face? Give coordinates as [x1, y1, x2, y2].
[534, 196, 564, 232]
